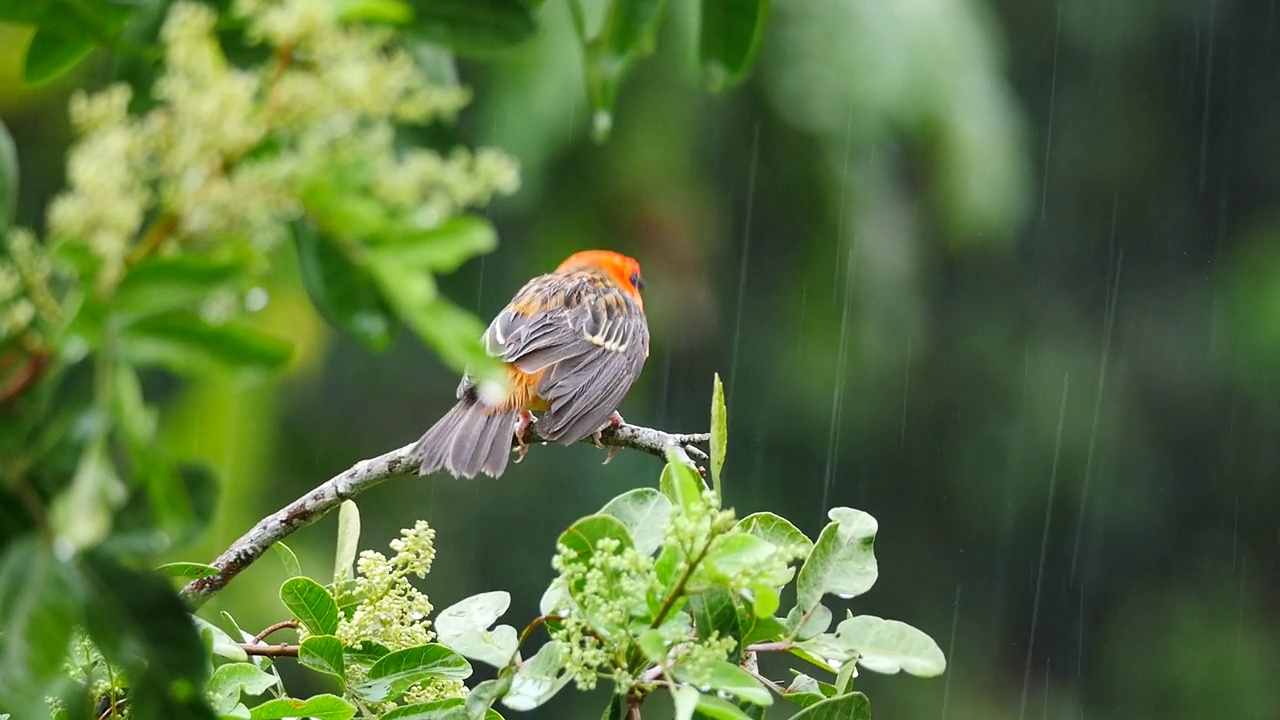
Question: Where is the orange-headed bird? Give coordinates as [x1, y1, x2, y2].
[412, 250, 649, 478]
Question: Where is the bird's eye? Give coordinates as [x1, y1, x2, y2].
[630, 271, 645, 291]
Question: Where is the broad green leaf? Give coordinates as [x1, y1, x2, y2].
[78, 551, 212, 717]
[691, 693, 753, 720]
[383, 698, 504, 719]
[673, 684, 700, 720]
[0, 541, 78, 706]
[250, 694, 355, 720]
[698, 0, 768, 91]
[581, 0, 669, 141]
[659, 453, 705, 513]
[0, 119, 16, 235]
[280, 577, 340, 636]
[208, 662, 277, 715]
[345, 640, 390, 665]
[788, 692, 871, 720]
[334, 500, 361, 583]
[834, 656, 857, 694]
[703, 533, 778, 580]
[337, 0, 412, 24]
[786, 603, 832, 641]
[22, 2, 133, 85]
[49, 440, 123, 549]
[794, 508, 878, 614]
[783, 674, 837, 709]
[435, 590, 519, 668]
[193, 615, 249, 662]
[121, 312, 292, 374]
[355, 644, 473, 702]
[113, 255, 245, 318]
[709, 372, 727, 497]
[465, 675, 512, 719]
[834, 615, 947, 677]
[557, 514, 634, 564]
[300, 635, 346, 683]
[273, 542, 303, 577]
[690, 589, 740, 654]
[538, 577, 573, 616]
[156, 562, 220, 579]
[407, 0, 538, 56]
[599, 487, 672, 556]
[673, 660, 771, 706]
[739, 613, 787, 647]
[747, 582, 779, 618]
[294, 220, 397, 351]
[374, 215, 499, 273]
[735, 512, 813, 560]
[501, 640, 572, 711]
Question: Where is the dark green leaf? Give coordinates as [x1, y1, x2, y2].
[354, 644, 473, 702]
[794, 508, 878, 615]
[581, 0, 669, 141]
[0, 540, 78, 707]
[788, 692, 871, 720]
[300, 635, 346, 683]
[207, 662, 277, 715]
[381, 697, 504, 719]
[599, 487, 672, 556]
[272, 542, 302, 577]
[113, 255, 245, 318]
[22, 1, 134, 85]
[0, 0, 56, 24]
[501, 640, 571, 710]
[709, 371, 727, 496]
[0, 119, 17, 235]
[691, 692, 753, 720]
[833, 615, 947, 677]
[739, 613, 787, 647]
[698, 0, 768, 91]
[120, 313, 292, 374]
[249, 694, 356, 720]
[79, 551, 214, 718]
[690, 589, 740, 658]
[557, 513, 634, 560]
[294, 219, 397, 351]
[345, 640, 390, 665]
[673, 660, 771, 706]
[373, 215, 499, 274]
[280, 577, 340, 636]
[406, 0, 538, 56]
[600, 692, 627, 720]
[156, 562, 220, 579]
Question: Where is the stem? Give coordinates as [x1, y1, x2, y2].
[240, 643, 299, 658]
[650, 541, 713, 629]
[744, 641, 791, 653]
[125, 212, 179, 267]
[251, 620, 299, 644]
[181, 423, 710, 607]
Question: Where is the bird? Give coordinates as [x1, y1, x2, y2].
[411, 249, 649, 479]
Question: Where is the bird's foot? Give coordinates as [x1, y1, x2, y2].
[593, 412, 625, 464]
[513, 411, 536, 464]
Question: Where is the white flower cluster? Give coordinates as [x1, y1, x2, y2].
[0, 228, 57, 344]
[44, 0, 518, 295]
[337, 520, 438, 650]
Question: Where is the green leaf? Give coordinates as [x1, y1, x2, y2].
[78, 551, 213, 717]
[273, 542, 303, 577]
[785, 603, 832, 641]
[673, 660, 771, 706]
[788, 692, 871, 720]
[435, 590, 519, 668]
[691, 693, 753, 720]
[300, 635, 346, 683]
[354, 644, 473, 702]
[794, 508, 878, 614]
[193, 615, 249, 662]
[690, 589, 740, 654]
[709, 372, 727, 497]
[739, 613, 787, 647]
[373, 215, 499, 274]
[501, 640, 572, 711]
[336, 0, 413, 24]
[747, 582, 779, 618]
[113, 255, 245, 318]
[599, 487, 672, 556]
[49, 439, 124, 549]
[156, 562, 220, 579]
[466, 676, 512, 720]
[0, 0, 54, 25]
[294, 220, 397, 351]
[250, 694, 355, 720]
[580, 0, 669, 141]
[673, 685, 700, 720]
[697, 0, 768, 91]
[659, 453, 705, 514]
[0, 541, 78, 707]
[382, 698, 505, 719]
[280, 577, 340, 636]
[22, 1, 134, 85]
[121, 313, 292, 374]
[538, 577, 573, 616]
[0, 119, 17, 235]
[735, 512, 813, 560]
[834, 615, 947, 677]
[557, 514, 634, 565]
[406, 0, 538, 56]
[782, 674, 837, 709]
[333, 500, 361, 583]
[208, 663, 277, 715]
[703, 533, 778, 580]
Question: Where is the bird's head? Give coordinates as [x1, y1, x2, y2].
[558, 250, 645, 309]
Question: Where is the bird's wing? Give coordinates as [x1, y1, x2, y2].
[481, 271, 648, 442]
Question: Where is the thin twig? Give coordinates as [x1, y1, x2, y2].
[650, 541, 713, 629]
[252, 620, 299, 644]
[744, 640, 791, 653]
[240, 643, 300, 658]
[97, 697, 127, 720]
[180, 422, 710, 608]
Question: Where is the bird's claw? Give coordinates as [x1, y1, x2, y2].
[592, 411, 625, 452]
[513, 411, 536, 464]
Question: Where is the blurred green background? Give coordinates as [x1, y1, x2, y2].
[4, 0, 1280, 717]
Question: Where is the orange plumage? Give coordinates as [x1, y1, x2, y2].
[411, 250, 649, 478]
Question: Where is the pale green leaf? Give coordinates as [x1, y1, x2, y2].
[692, 693, 753, 720]
[794, 508, 878, 614]
[788, 692, 871, 719]
[156, 562, 220, 579]
[710, 371, 727, 496]
[250, 694, 356, 720]
[334, 500, 361, 583]
[673, 660, 771, 706]
[834, 615, 947, 677]
[501, 641, 572, 711]
[435, 591, 519, 668]
[599, 487, 672, 556]
[209, 662, 278, 715]
[659, 453, 705, 514]
[672, 684, 699, 720]
[272, 542, 303, 578]
[736, 512, 813, 560]
[194, 615, 249, 662]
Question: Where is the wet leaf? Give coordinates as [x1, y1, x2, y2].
[250, 694, 355, 720]
[660, 452, 705, 514]
[113, 255, 245, 318]
[435, 590, 519, 668]
[272, 542, 302, 578]
[280, 577, 340, 636]
[788, 692, 871, 719]
[673, 660, 771, 706]
[736, 512, 813, 560]
[833, 615, 946, 677]
[193, 615, 248, 662]
[703, 533, 777, 580]
[355, 644, 473, 702]
[21, 1, 134, 85]
[373, 215, 499, 274]
[407, 0, 538, 56]
[501, 640, 571, 710]
[697, 0, 768, 90]
[599, 487, 672, 556]
[690, 693, 752, 720]
[300, 634, 346, 683]
[794, 508, 878, 614]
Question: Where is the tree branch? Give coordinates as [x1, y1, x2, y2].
[180, 422, 710, 607]
[239, 643, 299, 658]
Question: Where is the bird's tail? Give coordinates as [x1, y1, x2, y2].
[412, 400, 518, 478]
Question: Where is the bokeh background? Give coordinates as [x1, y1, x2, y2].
[4, 0, 1280, 717]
